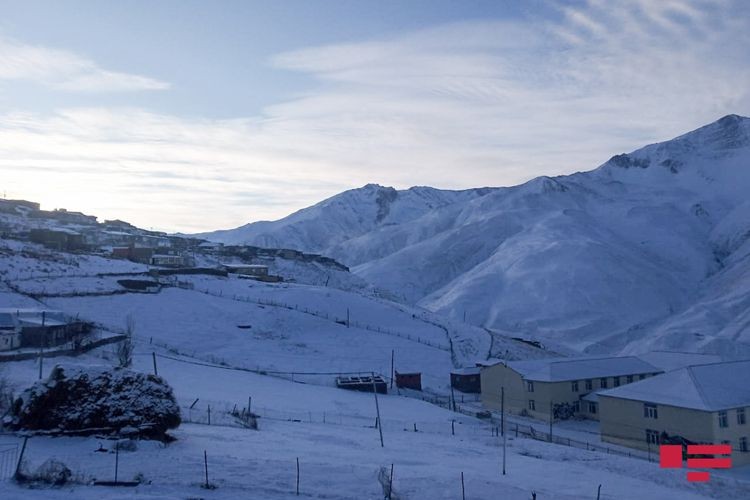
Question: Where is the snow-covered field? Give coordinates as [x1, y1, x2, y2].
[0, 255, 748, 498]
[2, 351, 749, 499]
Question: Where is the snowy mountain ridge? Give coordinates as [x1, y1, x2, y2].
[200, 115, 750, 357]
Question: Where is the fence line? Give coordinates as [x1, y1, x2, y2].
[0, 443, 18, 481]
[193, 287, 452, 352]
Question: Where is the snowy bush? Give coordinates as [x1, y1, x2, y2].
[6, 365, 180, 439]
[17, 458, 72, 486]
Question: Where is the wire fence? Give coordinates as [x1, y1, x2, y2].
[194, 287, 452, 352]
[0, 443, 18, 481]
[178, 397, 502, 440]
[453, 407, 657, 463]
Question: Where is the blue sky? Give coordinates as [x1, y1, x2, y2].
[1, 0, 748, 232]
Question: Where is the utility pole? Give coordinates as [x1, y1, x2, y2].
[38, 311, 46, 380]
[501, 387, 505, 437]
[450, 383, 457, 412]
[549, 401, 553, 442]
[371, 372, 384, 447]
[502, 386, 506, 475]
[390, 350, 394, 389]
[346, 308, 350, 328]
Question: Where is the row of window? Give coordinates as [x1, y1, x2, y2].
[718, 408, 746, 428]
[643, 404, 747, 428]
[525, 373, 659, 394]
[646, 431, 749, 452]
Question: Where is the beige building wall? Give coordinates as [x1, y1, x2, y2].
[481, 364, 528, 415]
[481, 364, 658, 423]
[713, 407, 750, 466]
[600, 396, 750, 466]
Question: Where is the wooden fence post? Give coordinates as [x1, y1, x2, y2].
[203, 450, 209, 489]
[388, 463, 394, 500]
[14, 437, 28, 480]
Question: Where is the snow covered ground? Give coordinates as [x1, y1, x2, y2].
[2, 350, 748, 499]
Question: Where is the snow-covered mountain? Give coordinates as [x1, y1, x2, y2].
[201, 115, 750, 357]
[196, 184, 495, 251]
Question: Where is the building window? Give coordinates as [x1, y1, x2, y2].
[528, 400, 536, 411]
[646, 429, 660, 445]
[571, 381, 579, 392]
[613, 376, 621, 387]
[626, 375, 634, 383]
[527, 381, 534, 392]
[573, 401, 580, 413]
[588, 402, 597, 414]
[740, 437, 748, 452]
[600, 377, 608, 389]
[644, 403, 658, 419]
[639, 374, 646, 380]
[738, 408, 746, 425]
[585, 379, 593, 391]
[719, 411, 728, 428]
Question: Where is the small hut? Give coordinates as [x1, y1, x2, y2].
[395, 371, 422, 391]
[450, 367, 482, 393]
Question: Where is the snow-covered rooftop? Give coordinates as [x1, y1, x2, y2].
[599, 360, 750, 411]
[0, 308, 71, 327]
[505, 356, 661, 382]
[635, 351, 722, 372]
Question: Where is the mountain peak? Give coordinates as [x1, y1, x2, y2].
[601, 114, 750, 174]
[673, 113, 750, 151]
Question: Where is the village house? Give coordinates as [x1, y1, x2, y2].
[112, 246, 154, 264]
[223, 264, 270, 277]
[0, 309, 92, 350]
[29, 228, 86, 251]
[0, 312, 22, 351]
[0, 199, 40, 213]
[480, 356, 662, 422]
[451, 367, 482, 393]
[151, 254, 194, 267]
[598, 360, 750, 465]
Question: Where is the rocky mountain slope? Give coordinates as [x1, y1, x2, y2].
[201, 115, 750, 357]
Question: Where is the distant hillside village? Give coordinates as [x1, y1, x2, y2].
[0, 197, 349, 279]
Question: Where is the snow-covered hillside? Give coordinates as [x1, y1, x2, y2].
[200, 115, 750, 357]
[197, 184, 495, 252]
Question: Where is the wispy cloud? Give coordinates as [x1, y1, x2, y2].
[2, 1, 749, 232]
[0, 37, 169, 91]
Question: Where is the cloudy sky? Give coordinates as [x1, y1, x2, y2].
[1, 0, 748, 232]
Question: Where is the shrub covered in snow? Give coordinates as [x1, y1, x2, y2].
[18, 458, 73, 486]
[5, 365, 180, 439]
